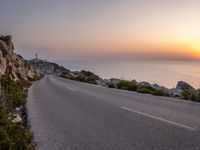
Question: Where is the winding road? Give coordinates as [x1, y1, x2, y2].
[27, 75, 200, 150]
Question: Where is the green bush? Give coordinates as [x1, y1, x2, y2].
[152, 89, 170, 97]
[6, 124, 33, 150]
[0, 75, 35, 149]
[79, 70, 100, 84]
[137, 87, 170, 97]
[62, 70, 100, 84]
[197, 89, 200, 101]
[0, 75, 27, 110]
[117, 80, 137, 91]
[137, 87, 154, 94]
[0, 127, 11, 150]
[182, 89, 193, 100]
[0, 122, 34, 150]
[0, 102, 34, 150]
[108, 83, 115, 88]
[182, 89, 200, 102]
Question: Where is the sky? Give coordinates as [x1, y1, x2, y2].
[0, 0, 200, 60]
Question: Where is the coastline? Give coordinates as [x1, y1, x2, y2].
[29, 59, 200, 103]
[55, 59, 200, 89]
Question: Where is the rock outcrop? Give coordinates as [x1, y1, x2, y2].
[61, 70, 101, 84]
[29, 59, 101, 84]
[169, 88, 182, 97]
[29, 59, 70, 75]
[137, 81, 152, 90]
[97, 78, 194, 98]
[27, 50, 196, 100]
[11, 114, 22, 124]
[176, 81, 194, 91]
[0, 35, 41, 80]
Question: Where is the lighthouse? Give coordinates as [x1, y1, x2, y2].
[35, 53, 38, 60]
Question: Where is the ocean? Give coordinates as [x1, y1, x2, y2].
[56, 59, 200, 89]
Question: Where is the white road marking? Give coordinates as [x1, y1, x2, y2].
[65, 86, 75, 91]
[120, 107, 196, 131]
[49, 77, 75, 91]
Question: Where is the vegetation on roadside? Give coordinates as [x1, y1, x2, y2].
[136, 87, 170, 97]
[59, 63, 200, 103]
[182, 89, 200, 102]
[0, 75, 36, 150]
[117, 80, 138, 91]
[0, 75, 27, 111]
[107, 80, 169, 97]
[108, 83, 115, 88]
[61, 70, 100, 84]
[27, 76, 43, 83]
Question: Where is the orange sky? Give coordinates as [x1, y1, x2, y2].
[1, 0, 200, 60]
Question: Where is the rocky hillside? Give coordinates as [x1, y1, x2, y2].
[29, 59, 101, 84]
[28, 51, 198, 101]
[29, 59, 70, 75]
[29, 57, 196, 99]
[0, 35, 41, 80]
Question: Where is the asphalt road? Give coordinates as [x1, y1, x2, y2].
[27, 75, 200, 150]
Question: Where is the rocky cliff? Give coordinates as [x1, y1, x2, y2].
[0, 35, 41, 80]
[29, 59, 101, 84]
[28, 59, 70, 75]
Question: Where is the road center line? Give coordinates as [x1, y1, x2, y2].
[120, 107, 196, 131]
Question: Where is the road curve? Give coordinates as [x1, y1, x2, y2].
[27, 75, 200, 150]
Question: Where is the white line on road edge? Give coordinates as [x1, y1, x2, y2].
[120, 107, 196, 131]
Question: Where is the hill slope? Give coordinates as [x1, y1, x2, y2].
[0, 35, 40, 80]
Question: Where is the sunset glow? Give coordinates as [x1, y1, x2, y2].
[0, 0, 200, 60]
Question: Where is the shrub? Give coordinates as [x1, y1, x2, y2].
[0, 127, 11, 150]
[182, 89, 200, 102]
[137, 87, 170, 97]
[0, 75, 35, 149]
[152, 89, 170, 97]
[79, 70, 99, 84]
[117, 80, 137, 91]
[182, 89, 193, 100]
[0, 122, 34, 150]
[137, 87, 154, 94]
[197, 89, 200, 102]
[0, 75, 27, 110]
[108, 83, 115, 88]
[6, 124, 33, 150]
[62, 70, 100, 84]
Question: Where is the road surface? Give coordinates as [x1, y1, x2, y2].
[27, 75, 200, 150]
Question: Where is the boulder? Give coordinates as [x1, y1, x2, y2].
[160, 86, 171, 95]
[132, 79, 138, 86]
[0, 35, 14, 53]
[97, 79, 110, 86]
[170, 88, 182, 97]
[110, 78, 121, 86]
[176, 81, 194, 91]
[11, 114, 22, 124]
[15, 107, 22, 112]
[137, 81, 152, 89]
[151, 83, 161, 90]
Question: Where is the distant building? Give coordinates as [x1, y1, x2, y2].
[31, 53, 40, 62]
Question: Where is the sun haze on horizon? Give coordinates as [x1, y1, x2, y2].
[0, 0, 200, 60]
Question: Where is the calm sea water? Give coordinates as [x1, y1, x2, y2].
[56, 60, 200, 88]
